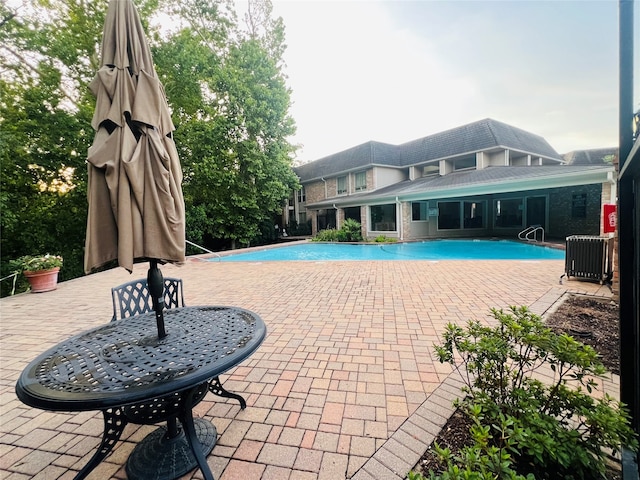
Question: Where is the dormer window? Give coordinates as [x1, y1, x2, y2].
[453, 157, 476, 171]
[422, 165, 439, 177]
[337, 176, 347, 195]
[355, 172, 367, 191]
[440, 155, 477, 175]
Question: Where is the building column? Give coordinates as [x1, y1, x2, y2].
[401, 201, 411, 240]
[310, 211, 318, 236]
[336, 208, 344, 229]
[360, 205, 368, 239]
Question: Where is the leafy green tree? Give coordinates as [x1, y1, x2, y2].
[1, 0, 299, 295]
[155, 0, 299, 250]
[0, 0, 103, 294]
[0, 0, 158, 294]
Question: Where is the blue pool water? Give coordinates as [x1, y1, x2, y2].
[213, 240, 564, 262]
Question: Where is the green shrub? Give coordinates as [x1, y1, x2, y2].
[410, 306, 637, 480]
[312, 228, 340, 242]
[335, 229, 348, 242]
[374, 235, 397, 243]
[312, 220, 362, 242]
[409, 407, 534, 480]
[341, 218, 363, 242]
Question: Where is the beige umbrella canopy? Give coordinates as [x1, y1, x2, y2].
[85, 0, 185, 274]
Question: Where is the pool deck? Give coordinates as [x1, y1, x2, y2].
[0, 256, 615, 479]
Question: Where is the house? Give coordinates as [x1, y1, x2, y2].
[287, 118, 616, 241]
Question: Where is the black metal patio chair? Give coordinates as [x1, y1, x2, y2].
[111, 277, 185, 322]
[111, 278, 247, 409]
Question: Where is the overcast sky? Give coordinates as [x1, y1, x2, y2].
[266, 0, 634, 162]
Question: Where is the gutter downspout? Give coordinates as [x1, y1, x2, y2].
[607, 171, 617, 204]
[396, 197, 403, 241]
[333, 203, 339, 229]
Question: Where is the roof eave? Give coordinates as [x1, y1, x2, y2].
[397, 167, 614, 202]
[299, 163, 405, 184]
[307, 167, 614, 207]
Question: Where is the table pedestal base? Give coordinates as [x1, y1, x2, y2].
[126, 418, 217, 480]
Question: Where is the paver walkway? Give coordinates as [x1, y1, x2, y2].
[0, 255, 613, 479]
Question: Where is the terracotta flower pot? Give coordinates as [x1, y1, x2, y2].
[24, 267, 60, 293]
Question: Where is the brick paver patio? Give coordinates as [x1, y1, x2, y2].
[0, 253, 614, 479]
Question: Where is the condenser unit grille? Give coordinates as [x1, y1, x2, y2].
[564, 235, 613, 284]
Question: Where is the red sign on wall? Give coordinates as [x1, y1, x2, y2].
[603, 204, 617, 233]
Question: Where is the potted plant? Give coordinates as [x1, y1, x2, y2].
[11, 254, 63, 293]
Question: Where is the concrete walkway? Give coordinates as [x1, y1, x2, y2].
[0, 256, 614, 479]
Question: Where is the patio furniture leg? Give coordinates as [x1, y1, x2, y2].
[208, 376, 246, 409]
[75, 408, 127, 480]
[179, 387, 215, 480]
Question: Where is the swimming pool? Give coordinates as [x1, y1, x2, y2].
[212, 239, 565, 262]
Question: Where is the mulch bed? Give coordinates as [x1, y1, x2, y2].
[545, 294, 620, 375]
[413, 294, 621, 479]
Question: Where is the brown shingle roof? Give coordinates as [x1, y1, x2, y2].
[295, 119, 562, 181]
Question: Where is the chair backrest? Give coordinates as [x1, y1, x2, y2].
[111, 277, 185, 322]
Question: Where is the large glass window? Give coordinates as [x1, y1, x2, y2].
[412, 202, 428, 221]
[344, 207, 361, 223]
[495, 198, 523, 227]
[463, 201, 484, 228]
[297, 187, 306, 203]
[337, 176, 347, 195]
[355, 172, 367, 191]
[438, 202, 461, 229]
[370, 204, 396, 231]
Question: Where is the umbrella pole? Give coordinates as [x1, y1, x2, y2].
[147, 259, 167, 339]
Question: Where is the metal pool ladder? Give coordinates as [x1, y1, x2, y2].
[518, 225, 545, 243]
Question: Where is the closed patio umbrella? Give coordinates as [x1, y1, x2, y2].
[85, 0, 185, 336]
[82, 3, 210, 477]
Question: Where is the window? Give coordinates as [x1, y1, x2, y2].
[463, 201, 484, 228]
[355, 172, 367, 191]
[412, 202, 429, 221]
[344, 207, 361, 223]
[422, 165, 439, 177]
[370, 204, 396, 231]
[453, 157, 476, 171]
[438, 202, 461, 230]
[297, 187, 306, 203]
[572, 193, 587, 218]
[337, 176, 347, 195]
[495, 198, 523, 227]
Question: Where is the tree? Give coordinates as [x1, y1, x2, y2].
[0, 0, 106, 294]
[0, 0, 159, 294]
[1, 0, 299, 295]
[155, 0, 298, 249]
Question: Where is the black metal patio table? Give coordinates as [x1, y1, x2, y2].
[15, 305, 266, 480]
